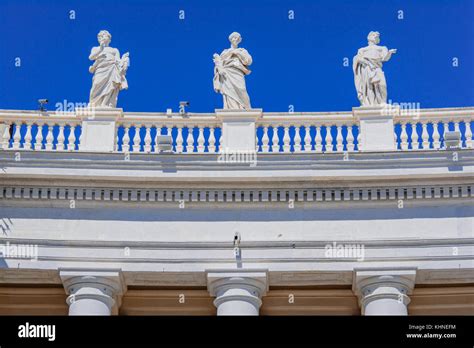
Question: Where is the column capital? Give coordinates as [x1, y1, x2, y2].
[352, 268, 417, 315]
[206, 269, 268, 315]
[206, 269, 268, 296]
[59, 268, 127, 315]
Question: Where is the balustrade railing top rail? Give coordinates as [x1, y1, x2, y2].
[121, 112, 219, 124]
[394, 107, 474, 121]
[258, 111, 353, 123]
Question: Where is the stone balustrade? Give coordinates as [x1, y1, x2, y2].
[116, 113, 222, 153]
[0, 110, 82, 151]
[393, 108, 473, 150]
[256, 112, 359, 153]
[0, 107, 472, 154]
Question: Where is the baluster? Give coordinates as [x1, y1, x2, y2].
[262, 126, 269, 153]
[414, 122, 422, 149]
[268, 126, 275, 152]
[400, 122, 408, 150]
[45, 125, 54, 151]
[183, 126, 190, 152]
[122, 126, 130, 152]
[411, 122, 419, 150]
[12, 122, 22, 149]
[35, 123, 44, 150]
[464, 120, 472, 148]
[23, 122, 32, 150]
[421, 121, 429, 149]
[325, 125, 334, 152]
[57, 124, 66, 150]
[133, 125, 141, 152]
[347, 125, 355, 152]
[176, 125, 184, 153]
[432, 122, 440, 149]
[190, 126, 197, 152]
[294, 125, 302, 152]
[78, 124, 83, 150]
[315, 125, 322, 152]
[336, 125, 343, 152]
[197, 125, 205, 153]
[144, 125, 152, 153]
[69, 125, 77, 151]
[1, 122, 11, 150]
[283, 125, 290, 152]
[304, 126, 312, 152]
[453, 120, 461, 147]
[208, 126, 216, 153]
[441, 122, 448, 149]
[409, 122, 417, 150]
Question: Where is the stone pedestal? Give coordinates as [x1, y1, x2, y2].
[206, 269, 268, 316]
[216, 109, 262, 153]
[353, 105, 399, 152]
[60, 268, 126, 316]
[78, 107, 123, 152]
[353, 268, 416, 315]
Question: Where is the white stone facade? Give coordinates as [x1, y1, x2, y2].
[0, 107, 473, 315]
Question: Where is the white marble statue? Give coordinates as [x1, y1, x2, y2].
[353, 31, 397, 106]
[213, 32, 253, 110]
[89, 30, 130, 108]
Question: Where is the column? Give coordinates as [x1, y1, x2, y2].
[352, 268, 416, 315]
[206, 269, 268, 316]
[60, 268, 127, 316]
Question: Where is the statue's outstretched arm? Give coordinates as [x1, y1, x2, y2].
[383, 47, 397, 62]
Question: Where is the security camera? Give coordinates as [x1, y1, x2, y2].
[233, 231, 241, 246]
[38, 99, 49, 112]
[179, 101, 189, 116]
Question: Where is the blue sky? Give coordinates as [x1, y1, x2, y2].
[0, 0, 473, 112]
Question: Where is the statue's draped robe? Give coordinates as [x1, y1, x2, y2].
[353, 45, 391, 106]
[89, 47, 128, 108]
[213, 48, 252, 110]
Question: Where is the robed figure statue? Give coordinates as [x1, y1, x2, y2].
[213, 32, 253, 110]
[89, 30, 130, 108]
[353, 31, 397, 106]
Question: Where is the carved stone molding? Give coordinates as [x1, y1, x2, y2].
[1, 184, 472, 204]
